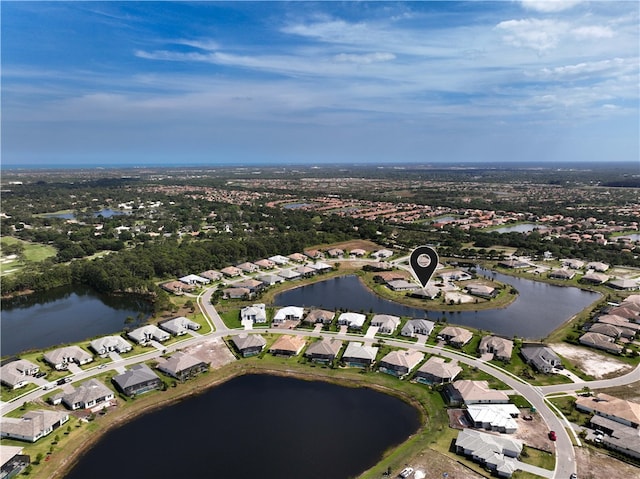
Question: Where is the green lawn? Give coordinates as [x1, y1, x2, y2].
[0, 237, 57, 276]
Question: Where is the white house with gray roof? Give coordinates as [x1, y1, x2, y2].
[240, 304, 267, 324]
[370, 314, 401, 334]
[0, 360, 40, 390]
[127, 325, 170, 345]
[342, 342, 378, 368]
[520, 345, 561, 373]
[55, 379, 115, 411]
[455, 429, 522, 478]
[43, 346, 93, 370]
[160, 316, 201, 336]
[337, 312, 366, 329]
[0, 410, 69, 443]
[273, 306, 304, 323]
[89, 336, 133, 356]
[401, 319, 435, 338]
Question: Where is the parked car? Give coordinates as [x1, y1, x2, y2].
[549, 430, 557, 441]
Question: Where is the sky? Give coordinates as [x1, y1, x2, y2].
[2, 1, 639, 167]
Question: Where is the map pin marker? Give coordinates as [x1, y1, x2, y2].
[409, 246, 439, 288]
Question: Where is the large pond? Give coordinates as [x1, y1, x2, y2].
[64, 374, 420, 479]
[275, 272, 600, 339]
[1, 285, 151, 356]
[492, 223, 541, 233]
[42, 208, 129, 220]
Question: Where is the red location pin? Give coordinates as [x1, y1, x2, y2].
[409, 246, 439, 288]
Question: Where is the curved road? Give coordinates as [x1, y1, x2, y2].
[3, 279, 639, 479]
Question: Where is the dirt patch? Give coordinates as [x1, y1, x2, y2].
[575, 446, 639, 479]
[595, 380, 640, 403]
[512, 410, 555, 453]
[407, 450, 485, 479]
[443, 291, 476, 304]
[550, 343, 632, 379]
[181, 338, 236, 368]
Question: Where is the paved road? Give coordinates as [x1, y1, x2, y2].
[4, 278, 638, 479]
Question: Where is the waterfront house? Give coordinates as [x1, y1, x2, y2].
[445, 380, 510, 406]
[478, 336, 514, 362]
[401, 319, 435, 338]
[256, 274, 284, 286]
[273, 306, 304, 324]
[43, 346, 93, 370]
[387, 280, 418, 292]
[520, 345, 561, 373]
[234, 279, 264, 293]
[127, 325, 170, 345]
[581, 272, 610, 285]
[342, 342, 378, 368]
[112, 364, 162, 397]
[415, 356, 462, 384]
[439, 326, 473, 348]
[370, 314, 401, 334]
[160, 280, 196, 295]
[231, 333, 267, 357]
[57, 379, 115, 411]
[269, 335, 306, 357]
[310, 261, 332, 272]
[277, 269, 302, 281]
[549, 269, 575, 280]
[378, 350, 424, 378]
[0, 410, 69, 443]
[160, 316, 201, 336]
[578, 332, 623, 354]
[240, 304, 267, 324]
[157, 352, 208, 381]
[0, 360, 40, 390]
[224, 287, 251, 299]
[466, 284, 498, 298]
[294, 265, 317, 278]
[89, 336, 133, 356]
[304, 338, 343, 363]
[303, 309, 335, 325]
[337, 312, 366, 330]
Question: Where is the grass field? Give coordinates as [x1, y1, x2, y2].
[0, 237, 57, 276]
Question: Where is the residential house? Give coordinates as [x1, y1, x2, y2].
[231, 333, 267, 357]
[454, 429, 522, 478]
[465, 404, 520, 434]
[576, 393, 640, 428]
[269, 335, 306, 357]
[588, 323, 623, 339]
[326, 248, 344, 258]
[43, 346, 93, 370]
[337, 312, 367, 330]
[112, 364, 162, 397]
[268, 255, 290, 265]
[179, 274, 210, 285]
[408, 286, 439, 300]
[127, 325, 170, 345]
[445, 380, 510, 406]
[224, 287, 251, 299]
[240, 304, 267, 324]
[310, 261, 332, 272]
[256, 274, 284, 286]
[199, 270, 223, 281]
[597, 314, 640, 333]
[157, 351, 208, 381]
[589, 415, 640, 460]
[160, 280, 196, 295]
[341, 342, 378, 368]
[497, 259, 528, 269]
[370, 314, 401, 334]
[401, 319, 435, 338]
[607, 279, 639, 291]
[0, 410, 69, 443]
[439, 326, 473, 348]
[273, 306, 304, 324]
[304, 338, 343, 363]
[0, 360, 39, 390]
[287, 253, 307, 263]
[303, 309, 335, 325]
[220, 266, 242, 277]
[578, 332, 623, 354]
[160, 316, 201, 336]
[234, 279, 264, 293]
[89, 336, 132, 356]
[277, 269, 301, 281]
[304, 249, 323, 259]
[440, 270, 472, 282]
[56, 379, 115, 410]
[415, 356, 462, 384]
[581, 272, 610, 285]
[387, 280, 418, 292]
[562, 258, 585, 269]
[0, 446, 30, 478]
[548, 269, 575, 280]
[466, 284, 498, 298]
[378, 350, 424, 378]
[294, 265, 317, 278]
[255, 259, 276, 269]
[236, 262, 259, 273]
[374, 271, 408, 283]
[520, 345, 561, 373]
[372, 249, 393, 259]
[586, 261, 609, 272]
[478, 336, 514, 362]
[350, 248, 367, 257]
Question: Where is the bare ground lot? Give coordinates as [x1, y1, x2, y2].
[550, 343, 632, 379]
[408, 450, 485, 479]
[575, 447, 639, 479]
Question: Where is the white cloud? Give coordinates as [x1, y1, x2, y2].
[333, 52, 395, 64]
[520, 0, 582, 13]
[495, 18, 569, 52]
[571, 25, 614, 39]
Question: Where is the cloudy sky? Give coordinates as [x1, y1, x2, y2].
[2, 1, 638, 167]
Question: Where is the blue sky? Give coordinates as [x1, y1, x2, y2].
[2, 1, 638, 167]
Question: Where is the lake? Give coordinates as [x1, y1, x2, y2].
[64, 374, 420, 479]
[492, 223, 541, 233]
[275, 273, 600, 339]
[42, 208, 129, 220]
[1, 285, 151, 356]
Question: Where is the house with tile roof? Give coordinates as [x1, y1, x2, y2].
[304, 338, 343, 363]
[439, 326, 473, 347]
[269, 335, 306, 357]
[576, 393, 640, 428]
[415, 356, 462, 384]
[43, 346, 93, 370]
[445, 380, 510, 406]
[0, 410, 69, 443]
[578, 332, 623, 354]
[342, 342, 378, 368]
[378, 350, 424, 378]
[231, 333, 267, 357]
[240, 304, 267, 324]
[337, 312, 366, 330]
[520, 345, 561, 373]
[370, 314, 401, 334]
[0, 359, 40, 390]
[112, 364, 162, 397]
[273, 306, 304, 324]
[54, 379, 114, 411]
[303, 309, 335, 325]
[157, 352, 208, 381]
[479, 336, 514, 362]
[454, 429, 522, 478]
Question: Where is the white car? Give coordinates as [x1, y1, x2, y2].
[399, 467, 414, 478]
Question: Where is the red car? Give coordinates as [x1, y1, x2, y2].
[549, 430, 557, 441]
